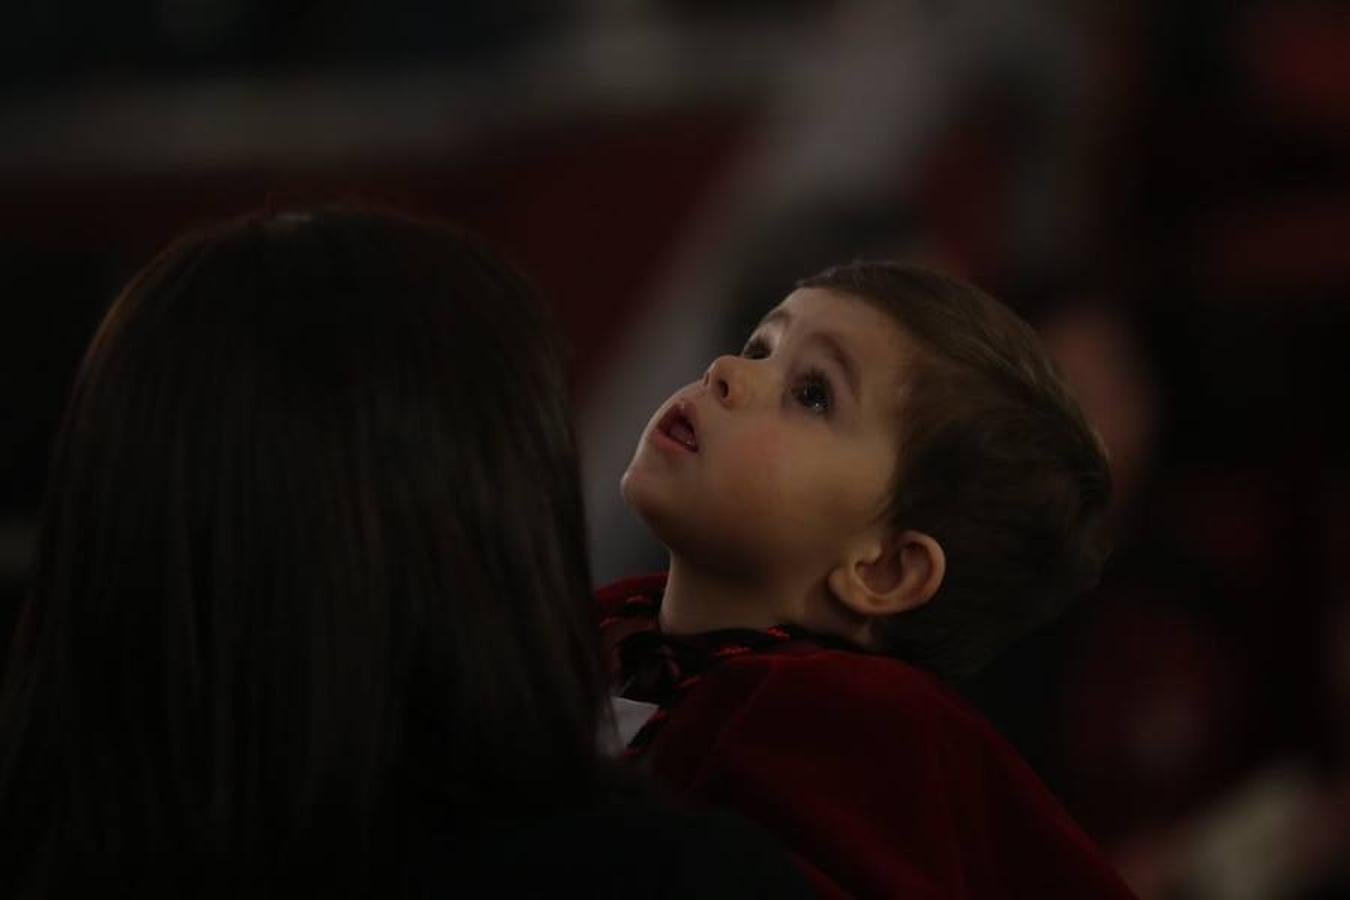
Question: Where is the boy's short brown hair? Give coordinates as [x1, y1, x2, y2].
[799, 262, 1112, 681]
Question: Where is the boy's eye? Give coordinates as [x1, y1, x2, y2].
[793, 370, 832, 415]
[741, 337, 770, 360]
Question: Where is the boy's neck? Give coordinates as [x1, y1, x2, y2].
[661, 557, 876, 648]
[659, 558, 802, 636]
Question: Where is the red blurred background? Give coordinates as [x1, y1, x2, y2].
[1, 2, 1346, 896]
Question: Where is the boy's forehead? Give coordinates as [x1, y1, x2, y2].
[761, 288, 905, 352]
[761, 287, 832, 325]
[765, 287, 877, 327]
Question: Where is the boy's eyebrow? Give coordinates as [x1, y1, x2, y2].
[755, 309, 861, 402]
[811, 331, 862, 402]
[758, 308, 791, 330]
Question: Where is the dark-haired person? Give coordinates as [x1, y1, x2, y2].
[0, 210, 811, 899]
[604, 263, 1140, 898]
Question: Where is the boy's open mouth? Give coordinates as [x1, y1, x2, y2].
[657, 403, 699, 452]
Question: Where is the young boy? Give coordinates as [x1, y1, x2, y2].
[601, 262, 1137, 898]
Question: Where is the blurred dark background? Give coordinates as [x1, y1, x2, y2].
[1, 1, 1346, 896]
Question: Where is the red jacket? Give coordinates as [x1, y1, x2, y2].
[600, 574, 1138, 900]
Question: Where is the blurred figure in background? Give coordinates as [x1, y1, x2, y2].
[1037, 296, 1350, 900]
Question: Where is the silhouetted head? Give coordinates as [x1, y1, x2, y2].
[1, 210, 605, 895]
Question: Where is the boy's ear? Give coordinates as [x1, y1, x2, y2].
[828, 530, 946, 618]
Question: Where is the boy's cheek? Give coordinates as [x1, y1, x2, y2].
[711, 432, 786, 504]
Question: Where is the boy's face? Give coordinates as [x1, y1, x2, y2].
[622, 287, 913, 582]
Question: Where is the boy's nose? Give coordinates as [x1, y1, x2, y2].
[703, 355, 751, 408]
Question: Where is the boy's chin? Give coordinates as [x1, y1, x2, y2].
[621, 469, 771, 573]
[619, 473, 688, 547]
[621, 478, 674, 540]
[618, 465, 648, 515]
[620, 461, 677, 518]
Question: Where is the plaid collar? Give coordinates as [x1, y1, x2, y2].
[601, 585, 855, 757]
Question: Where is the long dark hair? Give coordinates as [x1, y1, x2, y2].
[0, 210, 608, 896]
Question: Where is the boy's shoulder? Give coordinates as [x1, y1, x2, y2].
[686, 642, 996, 755]
[658, 643, 1137, 899]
